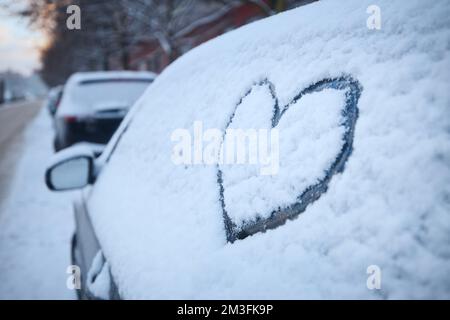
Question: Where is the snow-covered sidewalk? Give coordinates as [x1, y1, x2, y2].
[0, 108, 76, 299]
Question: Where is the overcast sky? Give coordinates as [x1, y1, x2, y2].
[0, 7, 46, 75]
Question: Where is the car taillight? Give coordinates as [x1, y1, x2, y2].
[64, 116, 78, 123]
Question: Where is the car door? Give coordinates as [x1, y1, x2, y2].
[70, 102, 141, 299]
[72, 191, 121, 299]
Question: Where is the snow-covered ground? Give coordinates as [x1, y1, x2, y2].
[0, 108, 75, 299]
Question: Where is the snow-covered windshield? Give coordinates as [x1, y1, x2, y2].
[71, 79, 152, 112]
[87, 0, 450, 299]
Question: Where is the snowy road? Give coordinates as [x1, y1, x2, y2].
[0, 103, 76, 299]
[0, 101, 41, 206]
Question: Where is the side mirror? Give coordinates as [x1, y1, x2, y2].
[45, 144, 98, 191]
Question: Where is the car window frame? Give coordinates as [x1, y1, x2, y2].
[96, 93, 146, 165]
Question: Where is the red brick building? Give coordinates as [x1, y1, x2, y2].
[127, 0, 315, 74]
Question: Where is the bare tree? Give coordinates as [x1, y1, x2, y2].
[11, 0, 315, 85]
[129, 0, 200, 61]
[13, 0, 149, 84]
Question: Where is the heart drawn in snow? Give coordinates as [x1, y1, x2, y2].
[217, 76, 362, 243]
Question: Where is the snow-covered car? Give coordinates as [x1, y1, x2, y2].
[53, 71, 156, 151]
[45, 85, 64, 116]
[45, 0, 449, 299]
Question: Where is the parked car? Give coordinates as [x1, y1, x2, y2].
[45, 85, 64, 116]
[53, 71, 155, 151]
[45, 0, 449, 299]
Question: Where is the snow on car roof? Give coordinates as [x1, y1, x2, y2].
[88, 0, 450, 299]
[57, 71, 156, 116]
[69, 71, 157, 83]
